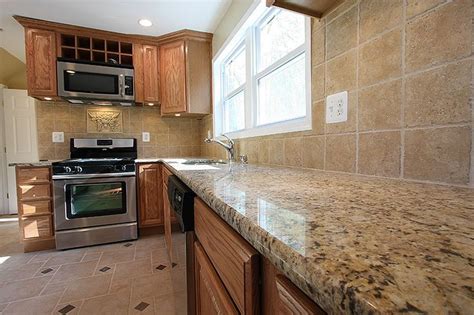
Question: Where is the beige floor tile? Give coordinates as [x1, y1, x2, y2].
[55, 300, 84, 315]
[114, 259, 152, 280]
[43, 250, 85, 267]
[60, 274, 113, 303]
[33, 264, 60, 278]
[131, 273, 173, 299]
[40, 281, 69, 296]
[2, 293, 61, 314]
[0, 262, 44, 284]
[109, 277, 132, 296]
[79, 292, 130, 315]
[94, 263, 116, 276]
[50, 260, 98, 283]
[0, 276, 51, 303]
[154, 292, 186, 315]
[86, 241, 136, 254]
[134, 247, 153, 260]
[151, 247, 171, 266]
[98, 248, 135, 266]
[27, 251, 55, 264]
[81, 252, 102, 262]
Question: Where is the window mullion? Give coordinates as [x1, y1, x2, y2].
[244, 26, 254, 130]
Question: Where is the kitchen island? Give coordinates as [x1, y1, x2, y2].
[161, 160, 473, 315]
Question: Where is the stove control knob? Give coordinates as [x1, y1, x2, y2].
[63, 166, 72, 173]
[116, 165, 127, 172]
[74, 166, 83, 173]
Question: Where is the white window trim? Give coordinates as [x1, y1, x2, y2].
[213, 0, 312, 139]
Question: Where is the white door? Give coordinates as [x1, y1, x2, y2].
[0, 85, 8, 214]
[3, 89, 39, 214]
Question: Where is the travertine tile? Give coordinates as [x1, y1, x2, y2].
[2, 293, 61, 314]
[326, 50, 357, 94]
[79, 291, 130, 315]
[257, 140, 269, 164]
[326, 92, 357, 134]
[302, 136, 325, 169]
[406, 0, 446, 18]
[358, 131, 401, 177]
[359, 0, 403, 42]
[404, 127, 471, 184]
[55, 300, 84, 315]
[268, 139, 284, 165]
[131, 273, 173, 299]
[312, 64, 325, 101]
[114, 258, 152, 280]
[311, 26, 325, 65]
[359, 79, 402, 131]
[326, 6, 357, 59]
[406, 0, 472, 72]
[325, 134, 356, 172]
[284, 137, 303, 167]
[311, 100, 325, 135]
[44, 250, 85, 267]
[405, 60, 471, 127]
[325, 0, 357, 23]
[50, 260, 98, 283]
[359, 29, 402, 87]
[60, 274, 112, 303]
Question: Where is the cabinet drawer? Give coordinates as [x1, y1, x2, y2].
[19, 200, 52, 216]
[17, 167, 50, 184]
[22, 215, 53, 240]
[194, 198, 259, 314]
[275, 275, 325, 315]
[18, 184, 51, 200]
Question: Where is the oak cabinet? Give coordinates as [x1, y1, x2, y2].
[16, 166, 55, 252]
[194, 197, 260, 314]
[160, 39, 211, 116]
[194, 241, 239, 315]
[24, 28, 57, 97]
[266, 0, 341, 18]
[133, 43, 160, 104]
[138, 163, 164, 227]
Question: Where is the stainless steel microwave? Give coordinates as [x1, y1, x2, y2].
[57, 60, 134, 105]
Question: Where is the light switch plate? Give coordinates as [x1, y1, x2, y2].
[326, 91, 348, 124]
[52, 132, 64, 143]
[142, 132, 150, 142]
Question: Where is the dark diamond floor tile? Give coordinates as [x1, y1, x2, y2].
[124, 243, 133, 247]
[99, 266, 111, 272]
[58, 304, 75, 314]
[172, 262, 177, 268]
[156, 264, 167, 270]
[41, 268, 54, 274]
[134, 302, 150, 311]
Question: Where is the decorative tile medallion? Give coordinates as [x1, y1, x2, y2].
[86, 109, 123, 133]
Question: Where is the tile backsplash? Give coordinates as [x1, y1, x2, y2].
[201, 0, 473, 187]
[36, 101, 202, 160]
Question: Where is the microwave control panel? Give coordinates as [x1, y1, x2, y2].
[125, 76, 134, 96]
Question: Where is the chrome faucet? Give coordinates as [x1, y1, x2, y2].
[204, 134, 235, 162]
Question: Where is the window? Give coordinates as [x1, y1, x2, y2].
[213, 1, 311, 139]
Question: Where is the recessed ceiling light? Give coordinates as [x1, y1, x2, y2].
[44, 97, 52, 101]
[138, 19, 152, 27]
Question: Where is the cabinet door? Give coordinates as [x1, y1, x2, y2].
[25, 28, 57, 97]
[138, 164, 163, 227]
[194, 241, 239, 315]
[160, 40, 187, 114]
[133, 43, 144, 103]
[143, 45, 160, 103]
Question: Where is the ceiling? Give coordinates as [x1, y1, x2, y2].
[0, 0, 232, 62]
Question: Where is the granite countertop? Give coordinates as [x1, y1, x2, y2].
[163, 161, 474, 315]
[8, 160, 59, 167]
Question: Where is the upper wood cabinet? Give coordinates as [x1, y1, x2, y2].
[160, 38, 212, 116]
[266, 0, 341, 18]
[138, 163, 164, 227]
[24, 28, 57, 97]
[134, 43, 160, 104]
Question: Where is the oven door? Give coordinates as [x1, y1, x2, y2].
[54, 175, 137, 231]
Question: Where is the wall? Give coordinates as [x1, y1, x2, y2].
[202, 0, 474, 187]
[36, 101, 202, 160]
[212, 0, 254, 56]
[0, 48, 27, 89]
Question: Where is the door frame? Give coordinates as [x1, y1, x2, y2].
[0, 84, 8, 214]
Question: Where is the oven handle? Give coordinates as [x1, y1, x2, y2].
[52, 172, 136, 180]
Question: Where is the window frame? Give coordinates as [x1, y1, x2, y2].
[213, 1, 312, 139]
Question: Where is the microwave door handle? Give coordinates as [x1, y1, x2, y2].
[119, 74, 125, 97]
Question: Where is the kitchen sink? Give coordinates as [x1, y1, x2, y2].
[182, 159, 228, 165]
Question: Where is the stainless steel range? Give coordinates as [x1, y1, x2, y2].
[52, 138, 138, 250]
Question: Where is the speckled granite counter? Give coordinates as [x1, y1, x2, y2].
[8, 161, 58, 167]
[163, 161, 473, 315]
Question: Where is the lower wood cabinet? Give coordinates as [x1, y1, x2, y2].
[16, 166, 55, 252]
[194, 240, 239, 315]
[137, 163, 164, 227]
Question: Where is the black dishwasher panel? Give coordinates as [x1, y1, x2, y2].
[167, 175, 195, 232]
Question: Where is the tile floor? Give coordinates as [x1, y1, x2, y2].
[0, 216, 186, 314]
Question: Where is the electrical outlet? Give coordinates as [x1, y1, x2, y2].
[326, 91, 348, 124]
[142, 132, 150, 142]
[52, 132, 64, 143]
